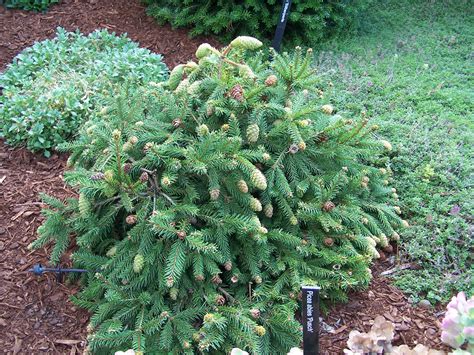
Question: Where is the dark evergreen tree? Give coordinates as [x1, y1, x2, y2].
[144, 0, 372, 46]
[31, 36, 405, 354]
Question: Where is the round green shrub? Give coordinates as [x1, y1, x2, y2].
[3, 0, 59, 11]
[0, 28, 168, 156]
[144, 0, 372, 46]
[33, 37, 404, 354]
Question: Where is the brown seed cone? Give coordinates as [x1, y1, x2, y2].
[177, 230, 187, 240]
[172, 118, 182, 128]
[264, 75, 278, 86]
[224, 261, 232, 271]
[210, 189, 220, 200]
[123, 163, 132, 174]
[90, 172, 105, 181]
[229, 84, 244, 102]
[324, 237, 334, 247]
[215, 295, 226, 306]
[126, 215, 137, 225]
[322, 201, 336, 212]
[211, 275, 222, 284]
[383, 244, 394, 254]
[139, 172, 149, 182]
[195, 274, 205, 282]
[250, 308, 261, 319]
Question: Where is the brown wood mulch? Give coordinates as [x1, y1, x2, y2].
[0, 1, 451, 354]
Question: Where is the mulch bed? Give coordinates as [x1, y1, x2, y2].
[0, 0, 220, 71]
[0, 1, 451, 354]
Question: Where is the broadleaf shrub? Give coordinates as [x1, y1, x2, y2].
[143, 0, 372, 45]
[33, 38, 404, 353]
[0, 28, 168, 156]
[3, 0, 59, 11]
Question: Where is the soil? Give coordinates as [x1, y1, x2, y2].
[0, 1, 452, 354]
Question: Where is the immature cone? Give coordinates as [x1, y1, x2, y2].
[246, 124, 260, 143]
[169, 287, 179, 300]
[106, 246, 117, 257]
[250, 198, 263, 212]
[254, 325, 266, 337]
[229, 84, 244, 102]
[321, 104, 334, 115]
[133, 254, 144, 273]
[402, 220, 410, 228]
[78, 193, 91, 216]
[323, 201, 336, 212]
[265, 74, 278, 86]
[161, 176, 171, 186]
[379, 234, 389, 248]
[381, 140, 393, 151]
[289, 216, 298, 225]
[262, 152, 271, 161]
[126, 215, 137, 225]
[203, 313, 215, 323]
[230, 36, 263, 50]
[183, 341, 191, 350]
[297, 119, 310, 127]
[298, 141, 306, 151]
[128, 136, 138, 145]
[197, 124, 210, 136]
[195, 274, 205, 281]
[112, 129, 121, 140]
[263, 204, 273, 218]
[250, 169, 267, 190]
[210, 189, 220, 200]
[391, 232, 400, 241]
[237, 180, 249, 193]
[393, 206, 401, 214]
[167, 64, 185, 90]
[254, 276, 262, 284]
[196, 43, 220, 59]
[104, 170, 114, 182]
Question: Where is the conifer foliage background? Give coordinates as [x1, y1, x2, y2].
[143, 0, 372, 46]
[32, 37, 404, 354]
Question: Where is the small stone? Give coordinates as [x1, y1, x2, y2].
[418, 300, 431, 309]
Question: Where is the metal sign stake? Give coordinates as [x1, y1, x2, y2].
[271, 0, 293, 52]
[302, 285, 320, 355]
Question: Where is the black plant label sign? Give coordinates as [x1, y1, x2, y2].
[302, 285, 320, 355]
[271, 0, 293, 52]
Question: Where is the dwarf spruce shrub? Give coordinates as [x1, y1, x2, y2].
[0, 28, 167, 156]
[32, 37, 405, 354]
[144, 0, 372, 45]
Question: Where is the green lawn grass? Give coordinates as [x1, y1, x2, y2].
[315, 0, 473, 304]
